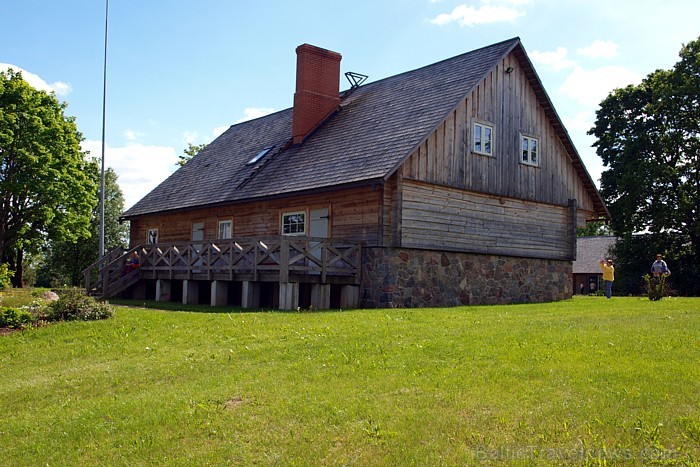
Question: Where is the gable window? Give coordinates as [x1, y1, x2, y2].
[521, 134, 539, 166]
[473, 122, 494, 156]
[218, 220, 232, 239]
[281, 211, 306, 236]
[147, 228, 159, 244]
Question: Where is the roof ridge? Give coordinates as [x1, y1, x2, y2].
[340, 37, 520, 92]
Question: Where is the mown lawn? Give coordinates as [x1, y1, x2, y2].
[1, 296, 698, 465]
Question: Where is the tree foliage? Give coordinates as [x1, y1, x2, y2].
[177, 143, 206, 167]
[0, 262, 13, 290]
[39, 166, 128, 287]
[0, 69, 96, 285]
[576, 221, 611, 237]
[589, 37, 700, 295]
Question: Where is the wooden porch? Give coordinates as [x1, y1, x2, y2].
[83, 237, 362, 310]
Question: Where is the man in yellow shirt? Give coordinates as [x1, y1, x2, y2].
[599, 259, 615, 299]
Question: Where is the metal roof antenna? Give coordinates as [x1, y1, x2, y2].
[345, 71, 368, 89]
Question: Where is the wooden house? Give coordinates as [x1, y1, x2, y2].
[88, 37, 608, 309]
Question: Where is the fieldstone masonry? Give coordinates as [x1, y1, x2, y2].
[361, 247, 572, 308]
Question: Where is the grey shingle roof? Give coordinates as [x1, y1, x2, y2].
[124, 37, 605, 219]
[573, 236, 617, 274]
[124, 38, 520, 218]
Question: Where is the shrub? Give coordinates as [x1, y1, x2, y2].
[0, 307, 33, 329]
[47, 290, 114, 322]
[643, 273, 671, 301]
[0, 263, 14, 291]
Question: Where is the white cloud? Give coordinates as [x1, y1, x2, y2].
[482, 0, 532, 5]
[50, 81, 73, 96]
[123, 129, 143, 142]
[560, 65, 642, 107]
[83, 140, 178, 211]
[531, 44, 640, 107]
[0, 63, 72, 96]
[431, 4, 525, 26]
[213, 125, 229, 138]
[530, 47, 576, 71]
[234, 107, 276, 124]
[577, 40, 618, 59]
[182, 130, 199, 144]
[562, 110, 594, 133]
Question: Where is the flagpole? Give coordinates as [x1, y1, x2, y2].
[99, 0, 109, 258]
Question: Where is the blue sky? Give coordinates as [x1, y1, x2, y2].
[2, 0, 699, 209]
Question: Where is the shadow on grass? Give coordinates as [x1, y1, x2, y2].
[107, 298, 348, 314]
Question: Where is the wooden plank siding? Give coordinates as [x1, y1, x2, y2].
[380, 172, 401, 248]
[402, 51, 598, 222]
[130, 186, 383, 247]
[400, 179, 573, 260]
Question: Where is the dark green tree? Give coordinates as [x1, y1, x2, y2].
[589, 37, 700, 295]
[0, 69, 96, 286]
[177, 143, 207, 167]
[576, 221, 612, 237]
[40, 165, 128, 287]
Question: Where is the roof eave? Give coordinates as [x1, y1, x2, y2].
[120, 178, 383, 222]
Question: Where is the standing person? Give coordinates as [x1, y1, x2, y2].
[599, 259, 615, 299]
[580, 282, 585, 295]
[650, 254, 670, 277]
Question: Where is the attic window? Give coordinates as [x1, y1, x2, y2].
[473, 121, 494, 156]
[247, 147, 273, 165]
[520, 134, 539, 166]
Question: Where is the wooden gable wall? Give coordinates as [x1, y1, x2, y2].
[393, 50, 594, 260]
[402, 50, 597, 219]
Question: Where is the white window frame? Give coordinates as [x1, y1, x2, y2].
[473, 121, 494, 156]
[281, 211, 306, 236]
[520, 134, 539, 166]
[147, 228, 159, 244]
[218, 220, 233, 239]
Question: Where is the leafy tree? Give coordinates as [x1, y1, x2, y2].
[589, 37, 700, 295]
[0, 69, 96, 286]
[0, 262, 13, 290]
[177, 143, 206, 167]
[576, 221, 611, 237]
[40, 166, 128, 287]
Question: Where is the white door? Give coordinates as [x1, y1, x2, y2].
[191, 222, 205, 269]
[308, 209, 329, 273]
[309, 208, 329, 239]
[191, 222, 204, 242]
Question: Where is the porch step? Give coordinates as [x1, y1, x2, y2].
[98, 269, 141, 299]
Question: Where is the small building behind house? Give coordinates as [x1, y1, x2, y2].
[573, 236, 617, 294]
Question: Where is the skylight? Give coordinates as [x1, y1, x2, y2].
[247, 147, 273, 165]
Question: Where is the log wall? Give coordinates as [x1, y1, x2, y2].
[400, 179, 574, 260]
[130, 186, 382, 247]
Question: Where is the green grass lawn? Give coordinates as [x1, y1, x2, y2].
[1, 296, 699, 465]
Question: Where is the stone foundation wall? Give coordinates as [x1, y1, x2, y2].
[361, 247, 572, 308]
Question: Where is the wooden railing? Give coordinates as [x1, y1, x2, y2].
[83, 237, 362, 299]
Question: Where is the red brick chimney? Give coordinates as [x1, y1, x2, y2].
[292, 44, 342, 145]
